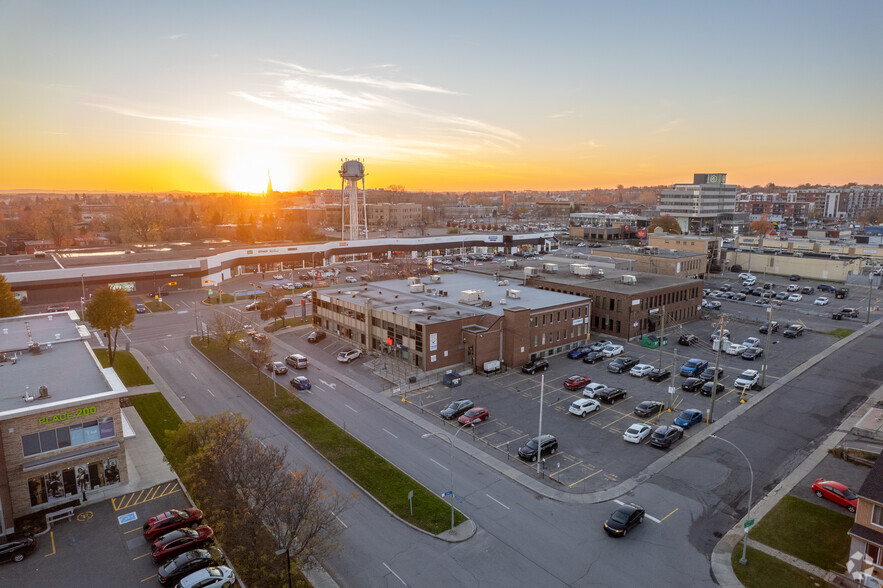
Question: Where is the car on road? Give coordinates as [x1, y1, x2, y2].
[151, 526, 215, 564]
[440, 399, 474, 420]
[648, 367, 671, 382]
[759, 321, 779, 333]
[633, 400, 664, 417]
[345, 266, 358, 272]
[589, 340, 612, 352]
[265, 361, 288, 375]
[569, 398, 601, 417]
[741, 347, 763, 360]
[244, 301, 259, 311]
[251, 333, 269, 344]
[734, 369, 760, 389]
[837, 307, 860, 318]
[629, 364, 654, 377]
[699, 367, 724, 382]
[650, 425, 684, 448]
[701, 381, 725, 396]
[306, 330, 326, 343]
[788, 293, 803, 302]
[811, 478, 858, 512]
[46, 304, 71, 312]
[522, 358, 550, 374]
[336, 349, 362, 363]
[681, 377, 705, 393]
[601, 344, 624, 357]
[783, 324, 805, 338]
[608, 356, 638, 374]
[596, 387, 627, 404]
[604, 503, 645, 537]
[136, 303, 147, 313]
[567, 346, 593, 359]
[143, 508, 204, 541]
[674, 409, 703, 428]
[176, 566, 236, 588]
[289, 376, 311, 390]
[345, 276, 358, 283]
[285, 354, 309, 369]
[582, 351, 605, 364]
[156, 547, 224, 586]
[623, 423, 652, 444]
[680, 359, 709, 377]
[582, 383, 609, 398]
[458, 407, 489, 425]
[0, 534, 35, 564]
[518, 434, 558, 462]
[678, 334, 699, 346]
[563, 375, 592, 390]
[814, 296, 829, 306]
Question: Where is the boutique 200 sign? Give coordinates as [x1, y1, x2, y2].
[38, 406, 97, 425]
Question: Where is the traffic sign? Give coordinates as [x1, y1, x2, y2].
[117, 511, 137, 525]
[744, 519, 755, 532]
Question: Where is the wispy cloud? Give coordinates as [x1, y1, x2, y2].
[168, 33, 187, 40]
[653, 119, 682, 134]
[84, 103, 257, 130]
[266, 60, 458, 94]
[547, 110, 576, 119]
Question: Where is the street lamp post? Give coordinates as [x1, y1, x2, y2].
[422, 424, 473, 532]
[868, 274, 874, 325]
[80, 273, 86, 318]
[274, 547, 292, 588]
[710, 435, 754, 565]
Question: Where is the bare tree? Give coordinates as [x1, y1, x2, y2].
[208, 311, 245, 350]
[238, 337, 272, 384]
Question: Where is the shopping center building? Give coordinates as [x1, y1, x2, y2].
[0, 311, 129, 535]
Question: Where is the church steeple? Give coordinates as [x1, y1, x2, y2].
[266, 169, 274, 195]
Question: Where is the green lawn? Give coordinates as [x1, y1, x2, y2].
[264, 316, 311, 332]
[750, 495, 854, 572]
[127, 392, 184, 460]
[144, 300, 174, 312]
[192, 338, 466, 534]
[829, 328, 856, 339]
[93, 349, 153, 386]
[731, 542, 827, 588]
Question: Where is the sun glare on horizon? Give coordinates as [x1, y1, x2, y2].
[221, 154, 298, 193]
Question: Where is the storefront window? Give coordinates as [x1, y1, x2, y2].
[82, 420, 100, 443]
[98, 417, 114, 439]
[28, 458, 121, 506]
[28, 476, 47, 507]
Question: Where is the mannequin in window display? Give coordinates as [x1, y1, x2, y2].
[47, 472, 63, 498]
[104, 459, 120, 485]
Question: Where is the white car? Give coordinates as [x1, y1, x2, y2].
[272, 274, 284, 280]
[582, 383, 609, 398]
[734, 369, 760, 389]
[724, 343, 747, 356]
[742, 337, 761, 348]
[283, 282, 294, 290]
[623, 423, 653, 444]
[738, 273, 755, 280]
[336, 349, 362, 363]
[786, 284, 800, 292]
[178, 566, 236, 588]
[788, 293, 802, 302]
[569, 398, 601, 417]
[629, 364, 654, 377]
[743, 278, 757, 287]
[345, 276, 358, 283]
[814, 296, 829, 306]
[301, 290, 313, 298]
[601, 344, 624, 357]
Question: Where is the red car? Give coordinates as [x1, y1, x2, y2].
[563, 375, 592, 391]
[150, 526, 214, 564]
[458, 407, 489, 426]
[143, 508, 204, 541]
[812, 478, 858, 513]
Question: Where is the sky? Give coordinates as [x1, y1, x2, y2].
[1, 1, 881, 193]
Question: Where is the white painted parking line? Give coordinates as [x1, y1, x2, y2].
[645, 514, 662, 524]
[162, 345, 169, 351]
[613, 499, 625, 506]
[176, 357, 182, 364]
[344, 404, 358, 413]
[382, 428, 398, 439]
[429, 458, 449, 471]
[383, 562, 407, 586]
[190, 372, 198, 379]
[206, 389, 215, 397]
[612, 498, 664, 523]
[486, 494, 510, 510]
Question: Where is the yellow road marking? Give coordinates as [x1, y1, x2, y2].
[44, 531, 56, 557]
[479, 426, 510, 440]
[659, 507, 679, 522]
[133, 552, 152, 560]
[113, 482, 181, 511]
[140, 575, 158, 583]
[602, 410, 635, 430]
[495, 434, 527, 449]
[550, 460, 583, 476]
[569, 468, 603, 487]
[124, 526, 143, 535]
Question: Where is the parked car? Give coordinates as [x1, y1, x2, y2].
[151, 526, 214, 564]
[743, 337, 761, 348]
[589, 340, 612, 352]
[789, 274, 801, 281]
[629, 364, 654, 377]
[156, 547, 223, 586]
[801, 286, 815, 294]
[289, 376, 311, 390]
[569, 398, 601, 417]
[678, 334, 699, 346]
[285, 354, 309, 369]
[786, 284, 800, 292]
[518, 434, 558, 462]
[608, 357, 638, 374]
[563, 375, 592, 390]
[634, 400, 664, 417]
[272, 274, 284, 280]
[783, 324, 805, 338]
[814, 296, 829, 306]
[601, 344, 624, 357]
[0, 534, 35, 564]
[604, 503, 645, 537]
[759, 321, 779, 334]
[699, 367, 724, 382]
[567, 346, 593, 359]
[680, 359, 709, 377]
[811, 478, 858, 512]
[345, 276, 358, 283]
[787, 293, 802, 302]
[596, 387, 627, 404]
[176, 566, 236, 588]
[582, 383, 609, 398]
[818, 284, 835, 292]
[582, 351, 605, 364]
[737, 272, 754, 280]
[701, 381, 725, 396]
[723, 343, 746, 356]
[647, 367, 671, 382]
[143, 508, 204, 541]
[705, 300, 722, 310]
[734, 369, 760, 389]
[336, 349, 362, 363]
[732, 293, 747, 301]
[674, 409, 703, 428]
[521, 358, 550, 374]
[264, 361, 288, 375]
[775, 292, 789, 300]
[741, 347, 763, 360]
[306, 330, 326, 343]
[650, 425, 684, 448]
[710, 329, 731, 341]
[681, 377, 705, 393]
[458, 407, 489, 425]
[743, 278, 757, 287]
[623, 423, 652, 444]
[440, 399, 474, 420]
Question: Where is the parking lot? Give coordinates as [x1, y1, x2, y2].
[0, 480, 204, 586]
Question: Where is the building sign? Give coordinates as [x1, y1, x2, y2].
[572, 318, 584, 325]
[109, 281, 135, 292]
[676, 262, 681, 273]
[637, 229, 647, 238]
[39, 406, 97, 425]
[429, 333, 438, 351]
[486, 235, 501, 242]
[632, 299, 640, 306]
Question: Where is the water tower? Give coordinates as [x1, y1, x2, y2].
[339, 159, 368, 241]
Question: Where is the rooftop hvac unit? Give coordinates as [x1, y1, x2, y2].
[497, 279, 510, 286]
[524, 267, 539, 277]
[574, 266, 592, 277]
[506, 289, 521, 299]
[480, 299, 493, 308]
[500, 298, 507, 305]
[570, 263, 588, 273]
[429, 274, 442, 283]
[459, 289, 484, 304]
[409, 283, 425, 293]
[542, 263, 559, 273]
[620, 275, 637, 285]
[408, 277, 421, 285]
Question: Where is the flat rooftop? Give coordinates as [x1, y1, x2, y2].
[0, 312, 126, 418]
[592, 246, 704, 259]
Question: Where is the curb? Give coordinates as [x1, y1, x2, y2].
[128, 348, 196, 422]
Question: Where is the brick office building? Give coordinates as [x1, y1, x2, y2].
[0, 312, 129, 535]
[590, 246, 707, 279]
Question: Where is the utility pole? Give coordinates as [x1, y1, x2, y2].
[708, 315, 725, 423]
[668, 347, 677, 411]
[658, 306, 666, 368]
[868, 274, 874, 325]
[760, 304, 773, 387]
[537, 374, 545, 475]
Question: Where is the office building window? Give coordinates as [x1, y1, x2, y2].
[22, 417, 116, 458]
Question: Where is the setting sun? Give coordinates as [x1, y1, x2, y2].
[220, 153, 298, 193]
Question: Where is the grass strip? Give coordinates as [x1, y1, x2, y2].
[144, 300, 174, 312]
[127, 392, 184, 459]
[731, 542, 827, 588]
[93, 349, 153, 386]
[828, 328, 856, 339]
[192, 337, 466, 534]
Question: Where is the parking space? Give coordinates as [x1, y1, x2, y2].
[0, 480, 201, 586]
[793, 453, 871, 514]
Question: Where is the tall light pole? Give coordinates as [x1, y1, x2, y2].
[80, 273, 86, 318]
[537, 374, 545, 475]
[868, 274, 874, 325]
[422, 423, 473, 531]
[760, 305, 773, 387]
[710, 435, 754, 565]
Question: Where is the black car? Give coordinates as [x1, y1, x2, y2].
[741, 347, 763, 360]
[648, 367, 671, 382]
[751, 287, 764, 296]
[759, 321, 779, 334]
[604, 503, 645, 537]
[681, 377, 705, 393]
[650, 425, 684, 448]
[582, 351, 605, 364]
[678, 334, 698, 346]
[607, 357, 639, 374]
[634, 400, 664, 417]
[698, 367, 724, 382]
[522, 358, 550, 374]
[596, 388, 627, 404]
[306, 330, 326, 343]
[719, 284, 731, 292]
[440, 399, 473, 420]
[801, 286, 815, 294]
[517, 434, 558, 462]
[740, 287, 752, 295]
[701, 381, 725, 396]
[789, 274, 801, 281]
[732, 293, 747, 301]
[818, 284, 835, 292]
[157, 547, 223, 586]
[0, 534, 35, 564]
[345, 266, 358, 272]
[783, 324, 805, 338]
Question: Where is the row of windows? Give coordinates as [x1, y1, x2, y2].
[532, 324, 586, 348]
[23, 417, 116, 458]
[530, 306, 590, 327]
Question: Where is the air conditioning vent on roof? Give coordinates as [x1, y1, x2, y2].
[620, 275, 637, 285]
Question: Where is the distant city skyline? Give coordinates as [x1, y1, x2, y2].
[1, 1, 881, 193]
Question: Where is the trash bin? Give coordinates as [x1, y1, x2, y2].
[442, 371, 462, 388]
